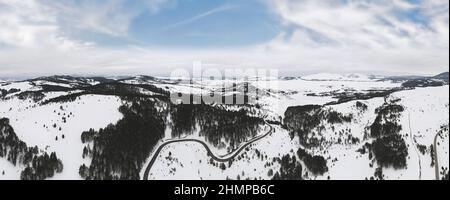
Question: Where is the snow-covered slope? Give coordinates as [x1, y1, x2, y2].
[1, 74, 449, 180]
[145, 85, 448, 180]
[1, 95, 123, 179]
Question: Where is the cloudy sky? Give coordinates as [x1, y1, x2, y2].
[0, 0, 448, 77]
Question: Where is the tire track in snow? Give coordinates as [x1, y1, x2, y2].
[408, 112, 422, 180]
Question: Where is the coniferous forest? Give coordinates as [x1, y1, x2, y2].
[170, 104, 264, 149]
[369, 103, 408, 169]
[79, 96, 264, 180]
[79, 99, 168, 180]
[0, 118, 63, 180]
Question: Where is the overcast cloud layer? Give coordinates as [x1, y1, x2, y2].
[0, 0, 448, 77]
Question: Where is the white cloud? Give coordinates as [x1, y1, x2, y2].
[0, 0, 60, 48]
[48, 0, 175, 37]
[0, 0, 176, 44]
[261, 0, 449, 74]
[0, 0, 106, 49]
[267, 0, 447, 48]
[0, 0, 448, 77]
[51, 0, 136, 37]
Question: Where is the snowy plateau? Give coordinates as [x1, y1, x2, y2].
[0, 73, 448, 180]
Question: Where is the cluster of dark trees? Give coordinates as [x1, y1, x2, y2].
[373, 167, 384, 180]
[20, 152, 63, 180]
[356, 101, 368, 111]
[272, 154, 303, 180]
[0, 88, 20, 98]
[42, 92, 85, 105]
[321, 88, 404, 105]
[81, 128, 96, 143]
[0, 118, 63, 180]
[402, 79, 446, 88]
[370, 104, 404, 138]
[84, 82, 169, 97]
[371, 134, 408, 169]
[416, 144, 427, 155]
[430, 144, 435, 167]
[369, 103, 408, 169]
[284, 105, 323, 132]
[10, 91, 45, 102]
[297, 147, 328, 175]
[79, 99, 168, 180]
[325, 111, 353, 124]
[284, 105, 353, 147]
[39, 84, 72, 92]
[170, 104, 264, 149]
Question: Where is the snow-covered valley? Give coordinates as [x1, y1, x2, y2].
[1, 73, 448, 180]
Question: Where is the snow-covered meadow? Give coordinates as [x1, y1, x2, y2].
[1, 82, 123, 179]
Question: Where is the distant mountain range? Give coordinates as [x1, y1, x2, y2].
[280, 71, 449, 82]
[300, 73, 372, 81]
[384, 72, 449, 82]
[1, 71, 448, 84]
[433, 72, 449, 80]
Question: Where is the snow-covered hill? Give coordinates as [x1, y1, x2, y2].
[301, 73, 374, 82]
[1, 73, 449, 180]
[433, 72, 449, 80]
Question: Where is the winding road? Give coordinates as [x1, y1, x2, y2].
[142, 124, 274, 180]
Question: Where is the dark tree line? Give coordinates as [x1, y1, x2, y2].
[402, 79, 446, 88]
[322, 88, 404, 105]
[1, 88, 21, 99]
[170, 104, 264, 149]
[0, 118, 63, 180]
[9, 91, 45, 102]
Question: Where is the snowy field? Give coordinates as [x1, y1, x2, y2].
[1, 93, 123, 179]
[145, 84, 449, 180]
[1, 76, 448, 180]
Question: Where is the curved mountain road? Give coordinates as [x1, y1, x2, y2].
[142, 124, 274, 180]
